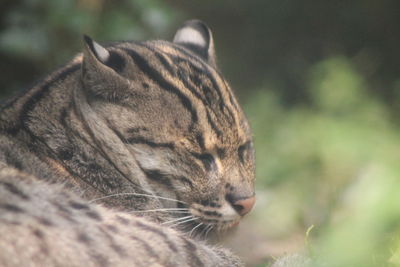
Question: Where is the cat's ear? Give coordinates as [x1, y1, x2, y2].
[173, 20, 217, 68]
[82, 35, 128, 100]
[83, 35, 110, 63]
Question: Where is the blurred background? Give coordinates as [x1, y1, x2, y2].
[1, 0, 400, 266]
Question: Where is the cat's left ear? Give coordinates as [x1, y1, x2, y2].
[82, 35, 125, 73]
[83, 35, 111, 63]
[173, 20, 217, 68]
[81, 35, 129, 100]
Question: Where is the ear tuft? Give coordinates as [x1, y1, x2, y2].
[83, 35, 110, 63]
[173, 20, 216, 67]
[81, 35, 129, 101]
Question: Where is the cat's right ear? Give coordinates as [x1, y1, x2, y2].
[82, 35, 128, 100]
[173, 20, 217, 68]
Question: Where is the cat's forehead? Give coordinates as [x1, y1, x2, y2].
[109, 40, 213, 73]
[92, 41, 251, 148]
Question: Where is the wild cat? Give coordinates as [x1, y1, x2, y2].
[0, 20, 256, 266]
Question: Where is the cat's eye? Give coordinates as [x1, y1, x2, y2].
[191, 152, 216, 171]
[238, 141, 253, 163]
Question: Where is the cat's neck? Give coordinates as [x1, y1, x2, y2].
[0, 65, 158, 212]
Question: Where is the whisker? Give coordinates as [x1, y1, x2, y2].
[130, 208, 189, 212]
[200, 224, 212, 238]
[161, 215, 193, 225]
[89, 192, 187, 205]
[205, 224, 214, 238]
[189, 222, 204, 237]
[169, 217, 198, 228]
[130, 208, 190, 214]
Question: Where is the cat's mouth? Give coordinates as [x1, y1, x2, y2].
[156, 193, 254, 237]
[161, 202, 242, 238]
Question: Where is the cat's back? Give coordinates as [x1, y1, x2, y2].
[0, 168, 241, 267]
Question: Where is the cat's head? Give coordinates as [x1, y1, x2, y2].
[79, 20, 255, 235]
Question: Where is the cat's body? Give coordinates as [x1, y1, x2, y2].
[0, 20, 255, 266]
[0, 168, 240, 266]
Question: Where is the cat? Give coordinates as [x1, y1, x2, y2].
[0, 20, 255, 266]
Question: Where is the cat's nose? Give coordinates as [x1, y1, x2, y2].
[228, 195, 256, 216]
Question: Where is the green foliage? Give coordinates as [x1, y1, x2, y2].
[0, 0, 178, 59]
[0, 0, 180, 98]
[245, 56, 400, 266]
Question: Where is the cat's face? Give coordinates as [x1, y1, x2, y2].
[82, 20, 255, 235]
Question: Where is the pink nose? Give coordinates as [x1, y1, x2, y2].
[232, 196, 256, 216]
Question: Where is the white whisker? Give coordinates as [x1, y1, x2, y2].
[131, 208, 189, 212]
[130, 208, 190, 214]
[199, 224, 209, 238]
[89, 192, 187, 205]
[189, 222, 203, 237]
[169, 217, 198, 227]
[205, 224, 214, 238]
[161, 215, 193, 225]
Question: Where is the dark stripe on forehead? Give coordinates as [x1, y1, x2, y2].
[206, 112, 223, 138]
[150, 46, 236, 136]
[137, 45, 208, 108]
[149, 46, 208, 96]
[172, 44, 240, 118]
[177, 70, 210, 110]
[144, 43, 237, 134]
[146, 46, 231, 137]
[121, 47, 198, 127]
[162, 50, 236, 124]
[165, 52, 220, 99]
[168, 45, 225, 99]
[140, 44, 176, 76]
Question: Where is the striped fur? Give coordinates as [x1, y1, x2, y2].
[0, 20, 254, 266]
[0, 168, 241, 267]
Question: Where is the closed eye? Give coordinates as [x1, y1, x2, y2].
[140, 167, 193, 189]
[191, 152, 216, 172]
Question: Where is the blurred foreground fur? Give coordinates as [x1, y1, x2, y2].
[272, 254, 312, 267]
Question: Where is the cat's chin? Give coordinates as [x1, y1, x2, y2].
[180, 217, 241, 242]
[207, 222, 241, 243]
